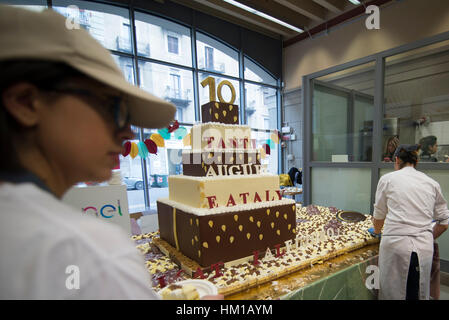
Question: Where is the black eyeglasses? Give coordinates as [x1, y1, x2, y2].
[41, 87, 130, 130]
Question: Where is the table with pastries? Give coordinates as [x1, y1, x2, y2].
[132, 204, 380, 300]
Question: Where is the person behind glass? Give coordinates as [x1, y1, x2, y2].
[382, 136, 399, 162]
[370, 144, 449, 300]
[419, 135, 438, 162]
[0, 7, 222, 300]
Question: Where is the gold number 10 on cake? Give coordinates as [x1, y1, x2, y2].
[201, 76, 236, 105]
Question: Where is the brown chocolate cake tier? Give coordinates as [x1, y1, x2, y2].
[182, 150, 262, 177]
[157, 199, 296, 267]
[201, 101, 239, 124]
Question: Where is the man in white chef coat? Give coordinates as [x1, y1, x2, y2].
[371, 144, 449, 300]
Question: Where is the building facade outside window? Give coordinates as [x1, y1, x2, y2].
[170, 73, 181, 98]
[53, 0, 133, 54]
[167, 34, 179, 55]
[205, 46, 214, 70]
[112, 55, 135, 84]
[135, 11, 192, 67]
[245, 83, 278, 131]
[139, 61, 194, 124]
[196, 32, 238, 77]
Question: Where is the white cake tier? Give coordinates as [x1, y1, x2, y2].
[168, 174, 281, 209]
[157, 197, 295, 216]
[191, 123, 254, 151]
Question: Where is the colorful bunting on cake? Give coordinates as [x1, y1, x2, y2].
[260, 147, 266, 159]
[266, 139, 275, 149]
[174, 126, 187, 140]
[158, 127, 171, 140]
[144, 138, 158, 155]
[122, 141, 131, 157]
[167, 120, 179, 133]
[121, 127, 281, 159]
[137, 141, 148, 159]
[262, 143, 271, 155]
[130, 142, 139, 159]
[183, 133, 191, 146]
[271, 131, 280, 144]
[150, 133, 165, 148]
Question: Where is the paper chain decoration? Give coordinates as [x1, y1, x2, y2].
[121, 120, 282, 159]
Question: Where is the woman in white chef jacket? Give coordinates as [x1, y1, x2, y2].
[371, 144, 449, 300]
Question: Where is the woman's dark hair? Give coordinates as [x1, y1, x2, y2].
[395, 145, 421, 169]
[0, 60, 87, 172]
[419, 135, 437, 155]
[288, 167, 302, 185]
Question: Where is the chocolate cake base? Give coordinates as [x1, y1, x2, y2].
[157, 200, 297, 267]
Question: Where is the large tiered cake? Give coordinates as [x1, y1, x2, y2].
[157, 100, 296, 268]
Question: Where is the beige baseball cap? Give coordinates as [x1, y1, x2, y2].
[0, 5, 176, 129]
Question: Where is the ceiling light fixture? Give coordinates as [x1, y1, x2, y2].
[348, 0, 361, 4]
[222, 0, 303, 33]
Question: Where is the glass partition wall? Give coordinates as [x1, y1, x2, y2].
[312, 61, 375, 163]
[303, 32, 449, 216]
[6, 0, 283, 212]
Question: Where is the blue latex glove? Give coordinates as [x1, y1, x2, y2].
[368, 227, 381, 239]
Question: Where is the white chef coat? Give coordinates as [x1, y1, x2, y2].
[0, 182, 160, 300]
[373, 166, 449, 300]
